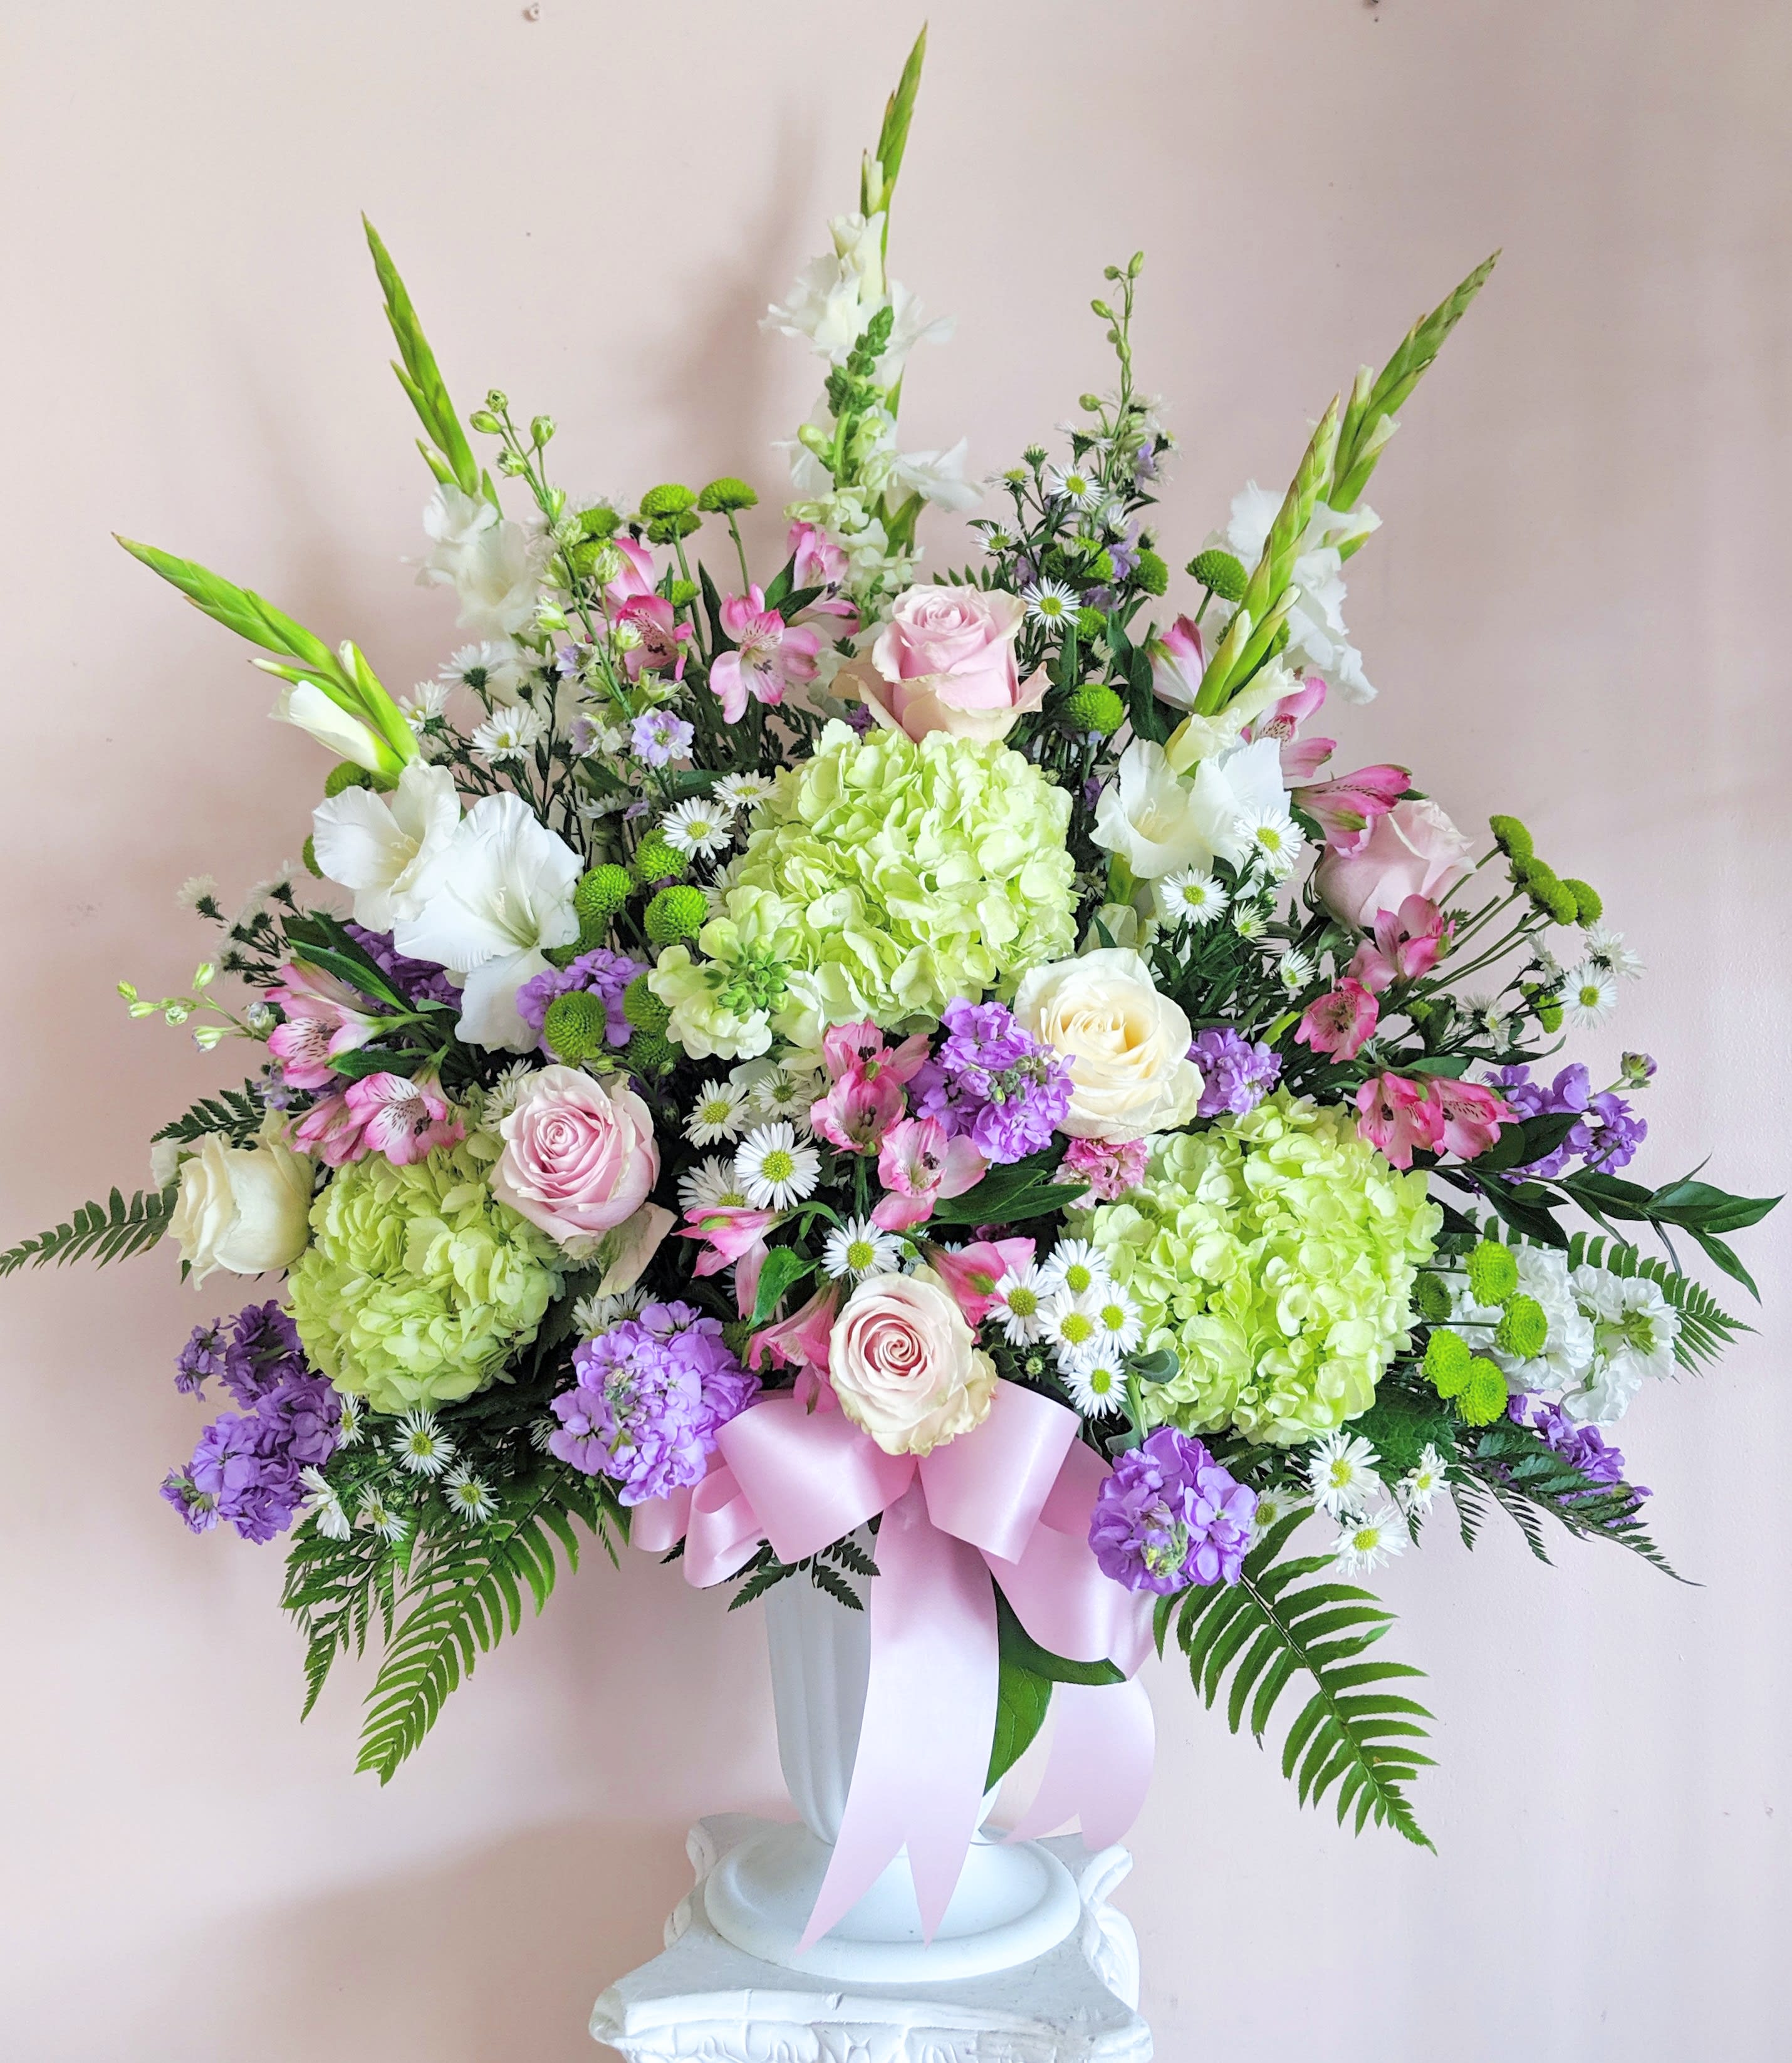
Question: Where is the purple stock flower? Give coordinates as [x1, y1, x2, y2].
[221, 1302, 306, 1410]
[1510, 1395, 1651, 1514]
[175, 1321, 228, 1398]
[1484, 1063, 1647, 1179]
[842, 701, 877, 738]
[343, 923, 461, 1009]
[1190, 1027, 1281, 1120]
[911, 998, 1075, 1165]
[516, 948, 644, 1054]
[630, 710, 693, 767]
[1090, 1428, 1257, 1595]
[549, 1301, 758, 1505]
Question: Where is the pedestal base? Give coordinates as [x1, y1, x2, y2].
[591, 1815, 1151, 2062]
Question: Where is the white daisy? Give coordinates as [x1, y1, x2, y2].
[392, 1409, 456, 1478]
[1564, 964, 1618, 1029]
[1459, 993, 1513, 1047]
[571, 1287, 644, 1336]
[442, 1467, 499, 1525]
[1397, 1445, 1450, 1516]
[1090, 1286, 1142, 1356]
[1241, 807, 1305, 881]
[573, 792, 630, 823]
[734, 1123, 821, 1209]
[742, 1063, 823, 1131]
[1276, 948, 1317, 994]
[1040, 1289, 1106, 1369]
[1045, 461, 1103, 508]
[1248, 1478, 1310, 1544]
[1232, 903, 1268, 940]
[477, 1061, 537, 1125]
[685, 1079, 750, 1146]
[1063, 1355, 1128, 1418]
[401, 677, 454, 724]
[660, 797, 732, 860]
[1305, 1430, 1382, 1519]
[298, 1465, 352, 1541]
[991, 1264, 1049, 1346]
[335, 1394, 365, 1450]
[714, 772, 774, 814]
[440, 640, 528, 700]
[470, 701, 548, 762]
[822, 1215, 903, 1282]
[175, 873, 219, 911]
[1021, 578, 1080, 627]
[357, 1490, 410, 1544]
[1583, 924, 1644, 982]
[677, 1156, 750, 1215]
[1155, 869, 1228, 928]
[1330, 1504, 1407, 1577]
[1039, 1239, 1110, 1301]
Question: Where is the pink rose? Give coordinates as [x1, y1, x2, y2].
[1315, 798, 1474, 931]
[492, 1064, 660, 1254]
[848, 585, 1048, 743]
[827, 1268, 998, 1457]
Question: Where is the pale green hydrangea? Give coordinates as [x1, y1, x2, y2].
[288, 1143, 565, 1415]
[650, 722, 1076, 1056]
[1073, 1091, 1442, 1445]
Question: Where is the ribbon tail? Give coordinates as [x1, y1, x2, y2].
[1005, 1676, 1154, 1847]
[798, 1482, 998, 1952]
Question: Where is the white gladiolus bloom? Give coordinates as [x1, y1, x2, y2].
[1091, 740, 1212, 881]
[417, 485, 546, 640]
[273, 681, 388, 770]
[392, 791, 581, 1052]
[311, 759, 462, 933]
[1185, 735, 1292, 871]
[1219, 484, 1381, 704]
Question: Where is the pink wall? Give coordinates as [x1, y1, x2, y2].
[3, 3, 1788, 2056]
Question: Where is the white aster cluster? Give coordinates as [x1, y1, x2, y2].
[986, 1239, 1143, 1420]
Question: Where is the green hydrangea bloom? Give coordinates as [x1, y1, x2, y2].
[1074, 1092, 1442, 1445]
[288, 1145, 564, 1415]
[675, 721, 1076, 1051]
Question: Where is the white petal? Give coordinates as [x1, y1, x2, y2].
[274, 683, 384, 769]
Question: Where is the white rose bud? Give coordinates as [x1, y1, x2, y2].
[168, 1121, 315, 1286]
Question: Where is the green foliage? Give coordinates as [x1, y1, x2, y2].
[151, 1082, 267, 1149]
[1160, 1514, 1433, 1845]
[0, 1184, 177, 1278]
[988, 1655, 1053, 1789]
[726, 1532, 878, 1614]
[363, 217, 484, 499]
[1456, 1418, 1681, 1579]
[749, 1246, 816, 1326]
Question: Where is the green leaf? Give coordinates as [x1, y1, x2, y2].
[750, 1247, 816, 1326]
[986, 1656, 1051, 1790]
[363, 217, 481, 498]
[926, 1157, 1088, 1227]
[326, 1047, 428, 1082]
[1646, 1178, 1779, 1236]
[994, 1586, 1125, 1687]
[0, 1184, 177, 1278]
[151, 1082, 267, 1150]
[1126, 645, 1170, 744]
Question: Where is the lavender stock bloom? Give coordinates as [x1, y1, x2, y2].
[1190, 1027, 1281, 1120]
[343, 922, 460, 1009]
[1485, 1063, 1647, 1178]
[174, 1321, 229, 1398]
[550, 1301, 758, 1506]
[221, 1302, 306, 1409]
[516, 948, 644, 1054]
[911, 999, 1074, 1164]
[1509, 1395, 1651, 1513]
[1090, 1428, 1257, 1595]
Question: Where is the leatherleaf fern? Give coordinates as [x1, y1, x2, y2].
[1154, 1510, 1434, 1846]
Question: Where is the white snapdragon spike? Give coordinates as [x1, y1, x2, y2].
[990, 1265, 1048, 1346]
[734, 1123, 821, 1209]
[392, 792, 581, 1053]
[1064, 1355, 1127, 1418]
[274, 681, 389, 770]
[677, 1157, 750, 1215]
[660, 798, 732, 859]
[298, 1466, 352, 1542]
[1041, 1289, 1106, 1370]
[1330, 1504, 1407, 1576]
[1397, 1445, 1449, 1515]
[1560, 1269, 1679, 1423]
[685, 1079, 750, 1147]
[1039, 1239, 1110, 1301]
[311, 758, 462, 934]
[1305, 1429, 1383, 1519]
[392, 1410, 455, 1477]
[442, 1467, 498, 1525]
[417, 484, 546, 639]
[357, 1491, 409, 1544]
[1248, 1479, 1311, 1544]
[1564, 965, 1618, 1029]
[470, 702, 548, 763]
[1155, 869, 1227, 928]
[1583, 924, 1644, 982]
[822, 1216, 902, 1282]
[1218, 483, 1380, 704]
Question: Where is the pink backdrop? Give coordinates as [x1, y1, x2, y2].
[4, 3, 1788, 2056]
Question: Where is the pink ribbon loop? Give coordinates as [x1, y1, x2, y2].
[632, 1379, 1155, 1948]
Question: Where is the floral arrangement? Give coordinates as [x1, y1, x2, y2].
[9, 33, 1774, 1904]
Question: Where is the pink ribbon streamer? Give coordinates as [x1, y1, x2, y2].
[629, 1379, 1155, 1949]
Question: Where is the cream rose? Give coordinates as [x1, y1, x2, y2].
[492, 1064, 661, 1257]
[169, 1120, 315, 1286]
[845, 585, 1048, 743]
[828, 1267, 997, 1457]
[1013, 947, 1204, 1140]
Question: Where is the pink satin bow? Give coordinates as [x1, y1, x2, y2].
[631, 1379, 1155, 1948]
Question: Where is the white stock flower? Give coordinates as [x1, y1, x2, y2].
[392, 792, 581, 1052]
[310, 759, 462, 933]
[1561, 1268, 1679, 1423]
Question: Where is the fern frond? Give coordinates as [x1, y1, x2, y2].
[1563, 1232, 1748, 1372]
[0, 1184, 177, 1278]
[1464, 1421, 1683, 1579]
[151, 1083, 266, 1150]
[1169, 1514, 1434, 1847]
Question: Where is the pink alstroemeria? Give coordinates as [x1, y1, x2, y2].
[788, 521, 859, 626]
[613, 593, 690, 683]
[1355, 1073, 1445, 1171]
[710, 587, 823, 724]
[810, 1020, 930, 1154]
[1349, 895, 1452, 994]
[748, 1281, 842, 1409]
[928, 1237, 1036, 1327]
[341, 1071, 463, 1167]
[1295, 979, 1380, 1063]
[602, 536, 659, 607]
[870, 1116, 986, 1233]
[1248, 673, 1333, 781]
[1431, 1079, 1511, 1161]
[1147, 615, 1204, 710]
[292, 1091, 367, 1168]
[678, 1204, 783, 1317]
[1294, 762, 1412, 851]
[266, 961, 377, 1091]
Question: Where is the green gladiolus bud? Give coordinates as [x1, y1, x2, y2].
[644, 885, 707, 945]
[542, 989, 608, 1064]
[1187, 549, 1248, 602]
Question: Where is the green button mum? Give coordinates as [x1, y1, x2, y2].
[288, 1143, 564, 1416]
